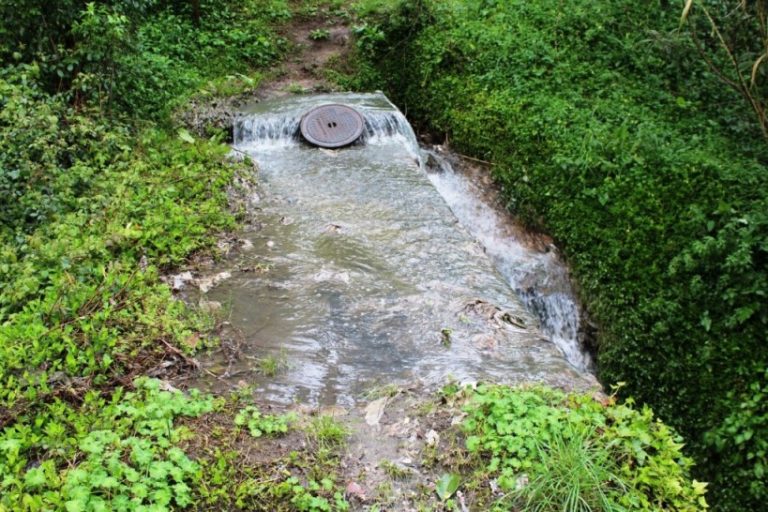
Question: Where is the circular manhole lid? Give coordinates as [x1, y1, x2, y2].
[300, 104, 365, 148]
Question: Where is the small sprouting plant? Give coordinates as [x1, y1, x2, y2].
[270, 476, 349, 511]
[234, 405, 295, 438]
[362, 383, 400, 400]
[307, 415, 348, 447]
[258, 351, 289, 377]
[286, 82, 308, 94]
[440, 327, 453, 347]
[380, 460, 412, 480]
[309, 28, 331, 41]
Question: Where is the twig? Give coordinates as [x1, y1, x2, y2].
[457, 152, 494, 166]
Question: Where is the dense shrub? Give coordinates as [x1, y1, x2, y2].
[355, 1, 768, 509]
[0, 0, 287, 118]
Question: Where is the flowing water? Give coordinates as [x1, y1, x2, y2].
[422, 150, 594, 372]
[187, 93, 597, 405]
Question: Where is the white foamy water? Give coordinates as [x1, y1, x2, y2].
[423, 149, 593, 371]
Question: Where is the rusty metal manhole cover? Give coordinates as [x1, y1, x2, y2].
[300, 104, 365, 148]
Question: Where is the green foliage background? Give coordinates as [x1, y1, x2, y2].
[353, 0, 768, 510]
[0, 1, 289, 509]
[0, 0, 754, 509]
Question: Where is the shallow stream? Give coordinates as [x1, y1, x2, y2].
[186, 93, 597, 405]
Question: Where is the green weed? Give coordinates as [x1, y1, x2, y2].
[462, 386, 707, 511]
[234, 405, 296, 438]
[516, 425, 626, 512]
[310, 28, 332, 41]
[440, 327, 452, 347]
[0, 378, 213, 510]
[258, 350, 290, 377]
[379, 460, 412, 480]
[286, 82, 310, 94]
[306, 415, 349, 448]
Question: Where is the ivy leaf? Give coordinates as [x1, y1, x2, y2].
[65, 499, 87, 512]
[435, 473, 460, 501]
[700, 312, 712, 332]
[177, 128, 195, 144]
[24, 467, 47, 488]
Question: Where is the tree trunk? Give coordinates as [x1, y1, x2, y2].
[191, 0, 201, 25]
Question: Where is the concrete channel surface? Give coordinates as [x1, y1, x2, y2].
[187, 92, 598, 405]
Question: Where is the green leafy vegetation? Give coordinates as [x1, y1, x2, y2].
[234, 405, 295, 437]
[189, 399, 351, 511]
[0, 1, 288, 119]
[306, 415, 349, 448]
[310, 28, 332, 41]
[257, 351, 290, 377]
[355, 1, 768, 509]
[0, 377, 213, 510]
[0, 1, 291, 510]
[461, 386, 706, 511]
[434, 473, 460, 502]
[398, 385, 706, 510]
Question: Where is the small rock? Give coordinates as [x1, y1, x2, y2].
[197, 271, 232, 293]
[364, 397, 388, 427]
[217, 239, 234, 253]
[240, 239, 254, 251]
[171, 271, 194, 291]
[266, 240, 275, 249]
[313, 268, 350, 284]
[450, 413, 467, 426]
[345, 481, 367, 501]
[199, 300, 222, 313]
[425, 429, 440, 447]
[473, 333, 498, 350]
[158, 380, 180, 393]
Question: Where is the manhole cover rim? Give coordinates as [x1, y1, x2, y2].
[300, 103, 365, 148]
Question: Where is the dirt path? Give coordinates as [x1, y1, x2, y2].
[176, 8, 353, 138]
[258, 12, 352, 98]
